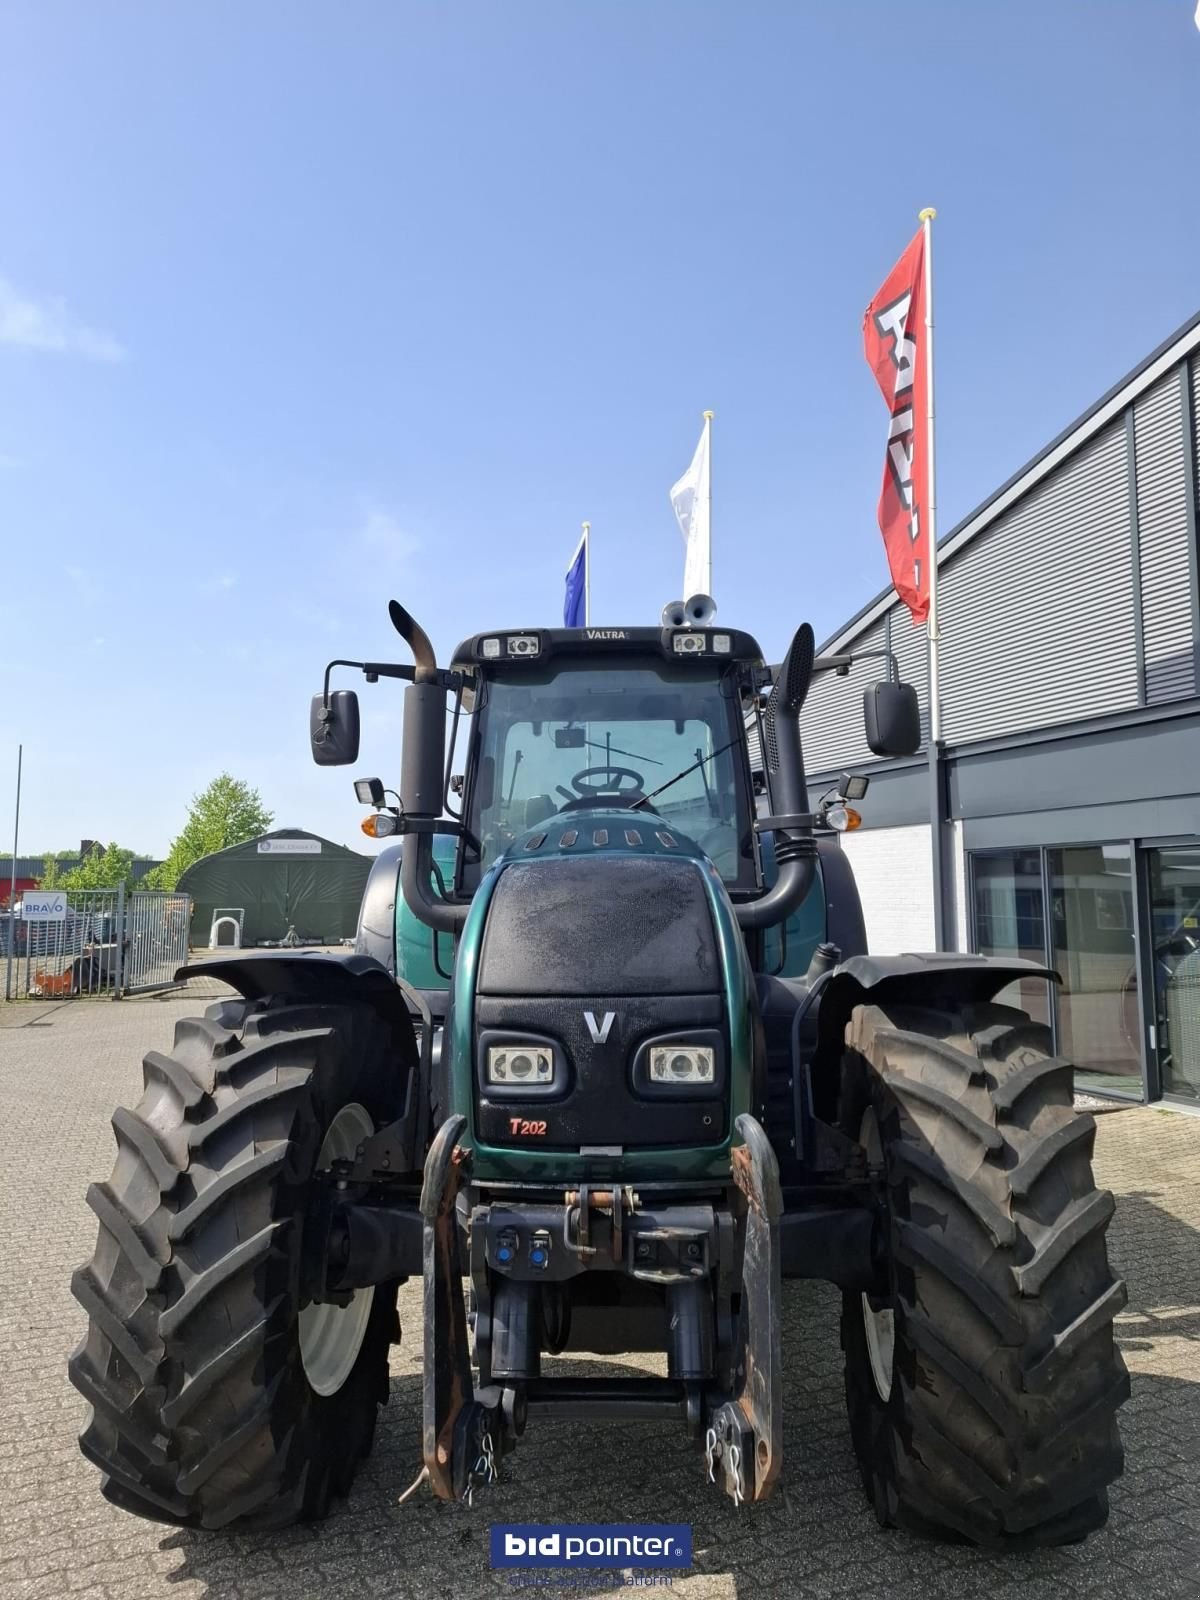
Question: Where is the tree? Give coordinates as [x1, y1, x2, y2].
[32, 849, 78, 889]
[38, 844, 139, 892]
[63, 843, 137, 891]
[36, 856, 66, 889]
[146, 774, 274, 890]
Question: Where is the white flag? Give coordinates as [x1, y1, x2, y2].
[670, 415, 711, 600]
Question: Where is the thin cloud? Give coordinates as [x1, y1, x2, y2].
[201, 573, 238, 594]
[288, 598, 343, 636]
[359, 506, 420, 564]
[63, 563, 102, 604]
[0, 274, 126, 363]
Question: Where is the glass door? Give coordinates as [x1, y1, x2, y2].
[1047, 845, 1141, 1097]
[970, 849, 1052, 1027]
[1146, 845, 1200, 1102]
[969, 843, 1145, 1100]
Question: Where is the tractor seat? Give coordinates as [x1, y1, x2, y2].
[524, 794, 557, 828]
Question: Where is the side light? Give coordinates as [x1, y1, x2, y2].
[361, 813, 399, 838]
[487, 1044, 554, 1085]
[649, 1044, 715, 1084]
[825, 804, 862, 833]
[481, 637, 501, 659]
[711, 634, 732, 654]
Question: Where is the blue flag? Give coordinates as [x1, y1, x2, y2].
[564, 529, 587, 627]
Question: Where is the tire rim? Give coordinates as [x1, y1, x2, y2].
[859, 1105, 895, 1402]
[300, 1102, 376, 1398]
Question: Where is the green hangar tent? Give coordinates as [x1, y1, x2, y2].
[178, 828, 372, 948]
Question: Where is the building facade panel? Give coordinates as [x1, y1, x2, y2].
[887, 603, 932, 747]
[937, 419, 1137, 744]
[1135, 370, 1196, 703]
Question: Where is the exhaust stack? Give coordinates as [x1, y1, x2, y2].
[389, 600, 468, 935]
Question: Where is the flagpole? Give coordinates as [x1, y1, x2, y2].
[920, 210, 940, 741]
[919, 205, 949, 950]
[702, 411, 713, 596]
[582, 521, 591, 625]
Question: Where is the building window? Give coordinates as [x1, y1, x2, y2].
[1147, 845, 1200, 1102]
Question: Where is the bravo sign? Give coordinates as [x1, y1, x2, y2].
[22, 890, 68, 920]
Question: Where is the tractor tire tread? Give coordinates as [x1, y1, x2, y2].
[70, 998, 406, 1530]
[840, 999, 1126, 1548]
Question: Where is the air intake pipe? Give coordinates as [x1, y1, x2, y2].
[389, 600, 469, 935]
[735, 623, 819, 931]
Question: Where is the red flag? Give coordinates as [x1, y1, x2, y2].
[863, 230, 929, 623]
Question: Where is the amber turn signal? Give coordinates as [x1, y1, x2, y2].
[360, 813, 398, 839]
[825, 804, 862, 833]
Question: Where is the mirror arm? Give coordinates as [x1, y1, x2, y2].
[322, 659, 463, 701]
[812, 648, 899, 683]
[322, 658, 413, 702]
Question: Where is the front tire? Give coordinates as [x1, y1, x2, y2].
[69, 996, 415, 1529]
[840, 1000, 1128, 1547]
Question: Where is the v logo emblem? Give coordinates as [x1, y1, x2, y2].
[584, 1010, 615, 1044]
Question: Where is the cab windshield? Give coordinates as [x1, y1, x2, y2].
[464, 659, 755, 886]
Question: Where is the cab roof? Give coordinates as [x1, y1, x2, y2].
[450, 624, 765, 672]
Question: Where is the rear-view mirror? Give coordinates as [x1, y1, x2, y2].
[310, 689, 361, 766]
[863, 681, 920, 757]
[555, 726, 586, 748]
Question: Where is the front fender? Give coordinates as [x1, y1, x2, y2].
[809, 952, 1058, 1117]
[176, 950, 419, 1042]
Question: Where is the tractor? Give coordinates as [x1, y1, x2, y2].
[70, 597, 1128, 1545]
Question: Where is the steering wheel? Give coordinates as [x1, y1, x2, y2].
[556, 764, 649, 813]
[572, 765, 646, 797]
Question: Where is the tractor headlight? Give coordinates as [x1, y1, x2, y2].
[648, 1044, 715, 1084]
[672, 631, 707, 654]
[487, 1044, 554, 1085]
[506, 634, 541, 657]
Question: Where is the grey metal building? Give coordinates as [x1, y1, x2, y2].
[803, 310, 1200, 1107]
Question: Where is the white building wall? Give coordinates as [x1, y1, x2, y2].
[839, 824, 936, 956]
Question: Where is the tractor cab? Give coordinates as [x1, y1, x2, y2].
[448, 623, 765, 895]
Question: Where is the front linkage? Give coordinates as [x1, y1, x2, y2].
[413, 1112, 785, 1509]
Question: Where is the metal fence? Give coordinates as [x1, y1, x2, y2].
[124, 893, 192, 995]
[2, 888, 192, 1001]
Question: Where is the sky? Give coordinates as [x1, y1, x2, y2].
[2, 1, 1199, 857]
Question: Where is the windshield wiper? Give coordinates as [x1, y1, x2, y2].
[629, 735, 741, 811]
[584, 737, 662, 767]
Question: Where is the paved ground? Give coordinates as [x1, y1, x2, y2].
[1, 994, 1198, 1600]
